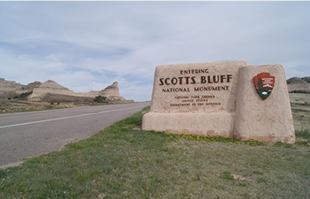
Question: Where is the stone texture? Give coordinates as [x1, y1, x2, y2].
[143, 62, 295, 144]
[234, 65, 295, 143]
[143, 112, 234, 137]
[143, 61, 248, 138]
[150, 62, 248, 113]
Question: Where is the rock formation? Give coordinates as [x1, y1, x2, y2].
[28, 80, 76, 102]
[98, 82, 126, 101]
[27, 80, 127, 102]
[0, 78, 41, 99]
[0, 78, 128, 102]
[0, 78, 22, 98]
[287, 77, 310, 93]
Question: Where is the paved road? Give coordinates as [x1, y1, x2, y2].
[0, 102, 150, 167]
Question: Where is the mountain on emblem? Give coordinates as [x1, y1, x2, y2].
[253, 72, 275, 100]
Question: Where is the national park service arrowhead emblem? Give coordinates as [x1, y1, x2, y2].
[253, 72, 275, 100]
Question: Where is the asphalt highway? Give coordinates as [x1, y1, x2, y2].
[0, 102, 150, 168]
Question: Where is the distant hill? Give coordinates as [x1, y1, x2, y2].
[0, 78, 128, 102]
[287, 76, 310, 93]
[0, 78, 41, 99]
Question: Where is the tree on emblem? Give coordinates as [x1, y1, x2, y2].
[257, 78, 264, 95]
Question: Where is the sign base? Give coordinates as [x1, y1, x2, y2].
[143, 112, 234, 137]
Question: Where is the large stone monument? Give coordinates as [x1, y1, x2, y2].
[142, 61, 295, 144]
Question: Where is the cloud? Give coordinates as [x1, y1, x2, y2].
[0, 2, 309, 101]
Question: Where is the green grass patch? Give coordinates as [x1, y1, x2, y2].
[220, 171, 234, 180]
[296, 128, 310, 140]
[167, 134, 265, 147]
[1, 106, 310, 198]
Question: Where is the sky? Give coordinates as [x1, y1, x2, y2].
[0, 2, 309, 101]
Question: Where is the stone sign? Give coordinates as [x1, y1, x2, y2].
[142, 61, 295, 144]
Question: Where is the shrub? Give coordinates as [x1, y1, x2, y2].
[19, 91, 33, 99]
[94, 95, 107, 103]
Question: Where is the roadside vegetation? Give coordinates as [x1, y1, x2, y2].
[0, 99, 122, 114]
[94, 95, 108, 103]
[1, 106, 309, 198]
[93, 95, 127, 105]
[290, 93, 310, 141]
[0, 99, 76, 113]
[0, 97, 134, 114]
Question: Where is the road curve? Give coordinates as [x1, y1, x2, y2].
[0, 102, 150, 167]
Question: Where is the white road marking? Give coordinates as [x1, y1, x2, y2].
[0, 105, 146, 129]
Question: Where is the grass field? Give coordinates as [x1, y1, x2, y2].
[0, 106, 309, 199]
[290, 93, 310, 132]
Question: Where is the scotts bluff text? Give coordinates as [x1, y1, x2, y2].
[158, 69, 233, 93]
